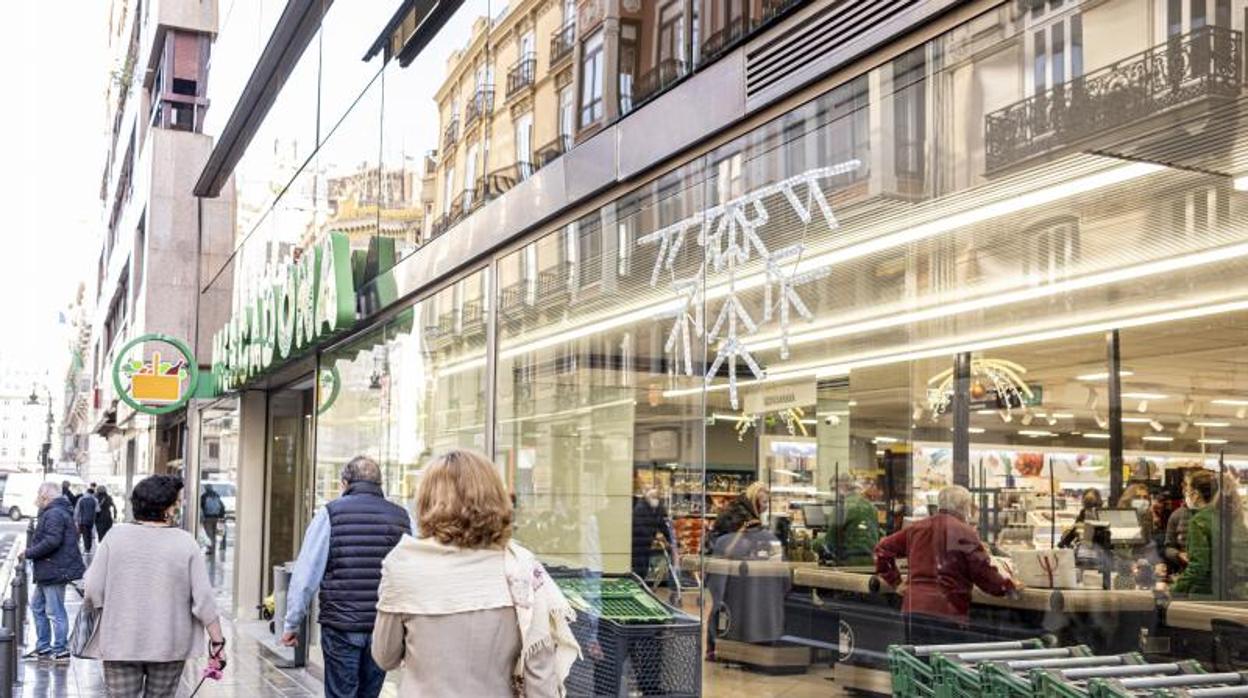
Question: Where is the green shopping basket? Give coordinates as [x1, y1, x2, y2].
[888, 640, 1046, 698]
[981, 654, 1146, 698]
[932, 646, 1093, 698]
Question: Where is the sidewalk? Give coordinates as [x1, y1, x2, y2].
[17, 599, 329, 697]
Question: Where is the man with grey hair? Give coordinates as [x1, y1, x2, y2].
[874, 485, 1019, 643]
[280, 456, 414, 697]
[20, 481, 85, 661]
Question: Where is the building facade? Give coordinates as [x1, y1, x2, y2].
[183, 0, 1248, 692]
[0, 367, 58, 474]
[80, 0, 231, 491]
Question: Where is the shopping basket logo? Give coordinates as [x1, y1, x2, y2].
[123, 351, 186, 403]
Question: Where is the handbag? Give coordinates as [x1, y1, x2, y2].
[69, 601, 101, 659]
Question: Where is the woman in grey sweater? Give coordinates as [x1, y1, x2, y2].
[83, 475, 225, 697]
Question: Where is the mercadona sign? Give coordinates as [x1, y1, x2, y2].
[211, 231, 355, 392]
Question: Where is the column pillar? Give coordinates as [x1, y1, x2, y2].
[952, 352, 971, 488]
[233, 389, 267, 620]
[1107, 330, 1124, 503]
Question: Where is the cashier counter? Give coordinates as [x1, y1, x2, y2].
[695, 555, 1248, 695]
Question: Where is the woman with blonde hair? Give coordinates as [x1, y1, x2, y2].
[371, 449, 579, 697]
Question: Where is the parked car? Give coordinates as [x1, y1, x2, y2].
[0, 473, 87, 520]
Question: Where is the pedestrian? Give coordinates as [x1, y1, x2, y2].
[372, 449, 578, 697]
[200, 485, 225, 555]
[19, 481, 85, 661]
[61, 480, 80, 507]
[631, 488, 674, 580]
[819, 474, 880, 565]
[83, 474, 226, 697]
[280, 456, 413, 698]
[874, 485, 1022, 645]
[75, 485, 99, 553]
[95, 485, 118, 541]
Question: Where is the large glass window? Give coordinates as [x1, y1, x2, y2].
[316, 268, 490, 510]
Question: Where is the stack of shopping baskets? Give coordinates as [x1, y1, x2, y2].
[889, 639, 1248, 697]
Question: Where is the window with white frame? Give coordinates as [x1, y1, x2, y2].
[1026, 2, 1083, 96]
[558, 85, 575, 144]
[1166, 0, 1232, 37]
[580, 30, 605, 126]
[443, 167, 455, 214]
[464, 143, 480, 206]
[515, 112, 534, 177]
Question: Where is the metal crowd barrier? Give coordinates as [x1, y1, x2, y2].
[0, 530, 29, 697]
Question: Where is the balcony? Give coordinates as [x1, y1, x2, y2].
[701, 16, 753, 63]
[537, 135, 573, 167]
[464, 87, 495, 130]
[550, 23, 575, 67]
[632, 59, 687, 107]
[442, 118, 459, 151]
[985, 26, 1242, 173]
[507, 55, 537, 100]
[762, 0, 807, 22]
[462, 299, 485, 332]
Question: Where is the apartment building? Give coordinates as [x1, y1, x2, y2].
[83, 0, 232, 490]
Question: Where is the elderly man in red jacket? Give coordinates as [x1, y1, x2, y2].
[874, 485, 1021, 644]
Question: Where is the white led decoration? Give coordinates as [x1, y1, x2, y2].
[640, 160, 862, 408]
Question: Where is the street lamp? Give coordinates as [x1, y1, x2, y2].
[27, 385, 54, 476]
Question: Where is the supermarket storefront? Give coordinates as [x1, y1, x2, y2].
[197, 0, 1248, 693]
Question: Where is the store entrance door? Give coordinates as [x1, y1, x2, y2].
[264, 378, 315, 598]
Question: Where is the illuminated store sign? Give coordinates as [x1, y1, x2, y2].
[211, 231, 355, 391]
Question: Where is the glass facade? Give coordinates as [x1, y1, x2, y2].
[200, 0, 1248, 693]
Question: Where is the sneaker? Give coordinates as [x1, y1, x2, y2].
[50, 650, 71, 662]
[22, 649, 49, 660]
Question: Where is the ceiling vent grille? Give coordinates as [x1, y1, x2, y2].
[746, 0, 920, 101]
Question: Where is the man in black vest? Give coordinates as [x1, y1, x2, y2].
[281, 456, 412, 697]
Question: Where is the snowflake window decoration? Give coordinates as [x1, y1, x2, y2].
[639, 161, 861, 409]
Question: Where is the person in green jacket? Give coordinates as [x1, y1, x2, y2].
[1171, 470, 1248, 597]
[817, 474, 880, 566]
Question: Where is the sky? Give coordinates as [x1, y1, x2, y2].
[0, 0, 487, 382]
[0, 2, 108, 378]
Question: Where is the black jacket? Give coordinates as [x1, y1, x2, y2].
[75, 494, 98, 527]
[95, 493, 117, 528]
[317, 481, 410, 632]
[26, 497, 86, 585]
[631, 499, 672, 556]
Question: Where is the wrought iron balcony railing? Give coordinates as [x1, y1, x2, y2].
[701, 16, 752, 63]
[632, 58, 687, 107]
[550, 23, 575, 67]
[464, 87, 495, 129]
[537, 135, 573, 167]
[762, 0, 807, 22]
[507, 55, 537, 99]
[985, 26, 1241, 172]
[442, 118, 459, 151]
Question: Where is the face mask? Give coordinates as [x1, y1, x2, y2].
[647, 497, 660, 508]
[1186, 494, 1200, 509]
[1132, 499, 1149, 513]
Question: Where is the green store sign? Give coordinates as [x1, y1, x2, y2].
[211, 231, 356, 392]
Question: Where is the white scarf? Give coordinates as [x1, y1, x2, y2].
[376, 536, 581, 694]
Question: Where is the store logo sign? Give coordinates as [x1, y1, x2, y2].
[112, 334, 200, 416]
[211, 231, 355, 392]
